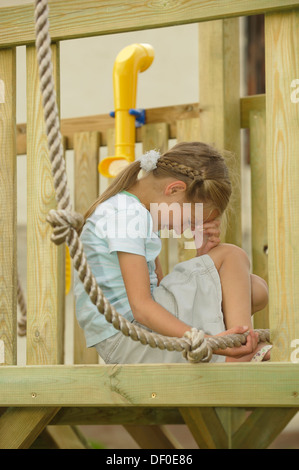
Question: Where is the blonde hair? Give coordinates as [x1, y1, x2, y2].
[83, 141, 233, 226]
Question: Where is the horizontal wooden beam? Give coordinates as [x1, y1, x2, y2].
[0, 1, 298, 48]
[17, 103, 199, 154]
[1, 362, 299, 407]
[52, 406, 184, 426]
[16, 96, 264, 155]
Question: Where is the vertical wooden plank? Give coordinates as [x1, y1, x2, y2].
[26, 43, 65, 365]
[198, 18, 245, 441]
[265, 10, 299, 361]
[232, 408, 298, 449]
[73, 131, 100, 364]
[0, 48, 17, 366]
[141, 123, 169, 275]
[180, 407, 228, 449]
[105, 128, 115, 188]
[176, 118, 200, 262]
[215, 407, 248, 448]
[106, 128, 115, 157]
[141, 122, 169, 154]
[249, 110, 269, 329]
[198, 18, 242, 246]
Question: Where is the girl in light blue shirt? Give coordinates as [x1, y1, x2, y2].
[75, 141, 270, 363]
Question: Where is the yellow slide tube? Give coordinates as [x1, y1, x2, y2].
[99, 43, 154, 178]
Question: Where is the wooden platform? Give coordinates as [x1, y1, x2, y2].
[1, 362, 299, 407]
[0, 362, 298, 449]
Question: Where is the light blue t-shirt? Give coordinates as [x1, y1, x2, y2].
[74, 191, 162, 347]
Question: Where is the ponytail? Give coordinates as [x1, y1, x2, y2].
[83, 159, 141, 223]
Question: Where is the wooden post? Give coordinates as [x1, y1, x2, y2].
[250, 109, 269, 329]
[196, 18, 245, 445]
[0, 48, 17, 366]
[176, 118, 200, 263]
[73, 131, 100, 364]
[198, 18, 242, 246]
[0, 44, 63, 449]
[26, 43, 65, 366]
[265, 9, 299, 361]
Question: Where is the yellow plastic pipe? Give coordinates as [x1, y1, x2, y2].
[99, 43, 154, 178]
[65, 246, 71, 295]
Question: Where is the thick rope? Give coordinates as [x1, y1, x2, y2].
[31, 0, 270, 362]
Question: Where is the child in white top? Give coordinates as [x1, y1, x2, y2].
[75, 141, 270, 363]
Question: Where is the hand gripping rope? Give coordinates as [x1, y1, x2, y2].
[29, 0, 271, 363]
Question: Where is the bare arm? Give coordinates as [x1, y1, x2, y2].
[117, 251, 259, 358]
[154, 256, 164, 285]
[117, 251, 191, 337]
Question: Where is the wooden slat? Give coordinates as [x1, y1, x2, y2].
[105, 128, 116, 190]
[250, 110, 269, 329]
[141, 122, 169, 275]
[0, 407, 59, 449]
[232, 408, 298, 449]
[15, 97, 267, 156]
[26, 43, 65, 366]
[176, 118, 200, 263]
[73, 131, 100, 365]
[0, 47, 17, 366]
[265, 10, 299, 361]
[180, 407, 228, 449]
[241, 94, 266, 128]
[44, 425, 89, 449]
[17, 103, 200, 155]
[198, 18, 242, 247]
[4, 43, 66, 450]
[52, 407, 184, 426]
[215, 407, 248, 448]
[141, 122, 169, 155]
[0, 1, 298, 48]
[1, 363, 299, 407]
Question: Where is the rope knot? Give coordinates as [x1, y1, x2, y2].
[183, 328, 213, 363]
[46, 209, 84, 245]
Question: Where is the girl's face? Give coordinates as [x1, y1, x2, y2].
[170, 201, 219, 235]
[148, 177, 219, 233]
[152, 197, 219, 235]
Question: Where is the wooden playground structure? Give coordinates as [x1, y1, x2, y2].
[1, 0, 299, 449]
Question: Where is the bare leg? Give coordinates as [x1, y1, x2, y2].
[208, 243, 252, 330]
[251, 273, 269, 314]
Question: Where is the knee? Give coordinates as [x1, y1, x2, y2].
[224, 243, 251, 267]
[209, 243, 250, 270]
[251, 274, 269, 313]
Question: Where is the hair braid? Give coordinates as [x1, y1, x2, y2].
[157, 159, 203, 181]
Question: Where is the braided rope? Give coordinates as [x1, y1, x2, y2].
[30, 0, 270, 362]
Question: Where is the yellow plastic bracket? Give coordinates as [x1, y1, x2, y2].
[99, 43, 154, 178]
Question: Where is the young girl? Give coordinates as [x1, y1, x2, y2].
[74, 141, 271, 364]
